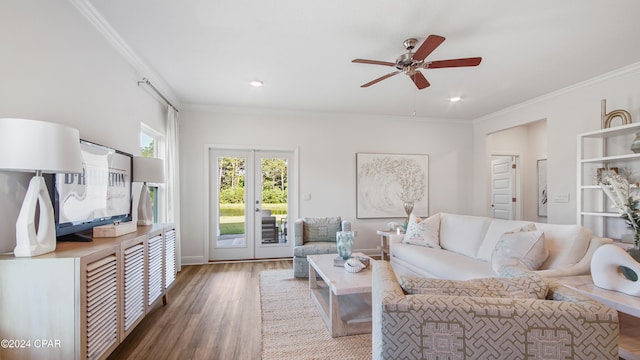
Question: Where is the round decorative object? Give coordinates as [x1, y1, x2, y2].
[591, 244, 640, 296]
[631, 133, 640, 153]
[355, 256, 370, 268]
[344, 258, 366, 273]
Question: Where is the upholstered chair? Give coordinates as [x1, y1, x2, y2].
[372, 260, 619, 360]
[292, 217, 351, 278]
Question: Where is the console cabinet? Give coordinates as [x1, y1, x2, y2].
[0, 224, 176, 360]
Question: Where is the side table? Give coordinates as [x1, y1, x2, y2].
[376, 230, 401, 260]
[555, 275, 640, 360]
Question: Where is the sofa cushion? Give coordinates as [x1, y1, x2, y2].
[303, 217, 341, 242]
[439, 213, 491, 259]
[391, 242, 496, 280]
[293, 241, 336, 257]
[399, 271, 548, 299]
[491, 224, 549, 272]
[477, 219, 534, 261]
[536, 223, 591, 269]
[402, 213, 441, 248]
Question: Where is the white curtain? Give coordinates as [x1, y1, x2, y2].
[166, 106, 181, 270]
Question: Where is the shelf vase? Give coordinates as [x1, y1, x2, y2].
[336, 231, 354, 260]
[631, 133, 640, 153]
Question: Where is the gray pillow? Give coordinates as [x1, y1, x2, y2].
[303, 217, 342, 242]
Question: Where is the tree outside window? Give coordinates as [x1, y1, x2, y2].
[140, 130, 161, 222]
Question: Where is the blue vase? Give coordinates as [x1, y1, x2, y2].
[336, 231, 354, 260]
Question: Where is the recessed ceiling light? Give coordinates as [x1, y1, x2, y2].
[250, 80, 263, 87]
[449, 96, 461, 102]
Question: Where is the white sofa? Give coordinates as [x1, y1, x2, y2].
[390, 212, 613, 280]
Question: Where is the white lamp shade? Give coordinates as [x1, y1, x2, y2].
[0, 118, 83, 173]
[133, 156, 165, 183]
[0, 118, 82, 257]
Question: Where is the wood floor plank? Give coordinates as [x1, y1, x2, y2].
[107, 260, 293, 360]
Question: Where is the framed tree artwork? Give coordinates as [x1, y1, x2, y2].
[356, 153, 429, 219]
[537, 159, 547, 217]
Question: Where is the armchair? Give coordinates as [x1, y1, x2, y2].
[372, 261, 619, 360]
[292, 216, 351, 278]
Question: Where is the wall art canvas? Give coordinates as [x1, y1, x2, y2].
[356, 153, 428, 219]
[537, 159, 547, 217]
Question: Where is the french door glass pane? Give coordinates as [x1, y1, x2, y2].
[260, 157, 288, 244]
[217, 156, 246, 248]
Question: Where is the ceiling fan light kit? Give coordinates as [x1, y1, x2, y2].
[352, 34, 482, 90]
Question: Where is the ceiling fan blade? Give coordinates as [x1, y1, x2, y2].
[410, 71, 430, 90]
[413, 35, 446, 61]
[352, 59, 396, 67]
[425, 57, 482, 69]
[360, 71, 401, 87]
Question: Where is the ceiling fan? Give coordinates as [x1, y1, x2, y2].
[352, 35, 482, 90]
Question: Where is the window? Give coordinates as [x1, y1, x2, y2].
[140, 124, 165, 223]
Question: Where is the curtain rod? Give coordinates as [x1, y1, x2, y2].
[137, 77, 179, 113]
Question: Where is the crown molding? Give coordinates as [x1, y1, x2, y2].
[182, 103, 471, 125]
[68, 0, 181, 109]
[474, 61, 640, 124]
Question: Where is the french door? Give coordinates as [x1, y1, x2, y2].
[209, 148, 294, 261]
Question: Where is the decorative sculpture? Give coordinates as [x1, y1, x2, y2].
[344, 258, 366, 273]
[601, 99, 632, 128]
[591, 244, 640, 296]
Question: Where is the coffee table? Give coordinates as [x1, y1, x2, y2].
[556, 275, 640, 360]
[307, 253, 372, 337]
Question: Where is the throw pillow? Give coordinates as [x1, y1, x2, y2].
[303, 217, 342, 242]
[399, 272, 548, 300]
[402, 213, 441, 248]
[491, 224, 549, 273]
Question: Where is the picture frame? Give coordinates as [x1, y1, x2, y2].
[537, 159, 547, 217]
[356, 153, 428, 219]
[596, 167, 618, 184]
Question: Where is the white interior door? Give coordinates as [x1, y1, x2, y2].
[209, 148, 294, 261]
[491, 156, 517, 220]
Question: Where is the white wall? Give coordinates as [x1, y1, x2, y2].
[6, 0, 638, 263]
[486, 120, 547, 222]
[473, 63, 640, 225]
[0, 0, 165, 253]
[179, 107, 473, 264]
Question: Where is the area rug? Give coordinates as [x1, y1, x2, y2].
[260, 269, 372, 360]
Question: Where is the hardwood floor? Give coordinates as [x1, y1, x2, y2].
[108, 259, 293, 360]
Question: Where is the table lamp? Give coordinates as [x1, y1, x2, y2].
[0, 118, 83, 257]
[133, 156, 164, 226]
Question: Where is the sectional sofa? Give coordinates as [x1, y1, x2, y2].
[389, 212, 613, 280]
[372, 260, 619, 359]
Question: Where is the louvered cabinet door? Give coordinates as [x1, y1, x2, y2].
[121, 240, 145, 337]
[84, 253, 119, 360]
[164, 228, 176, 289]
[147, 234, 164, 308]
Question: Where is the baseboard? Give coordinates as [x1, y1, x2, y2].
[181, 256, 206, 265]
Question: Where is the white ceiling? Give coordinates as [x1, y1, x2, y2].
[86, 0, 640, 120]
